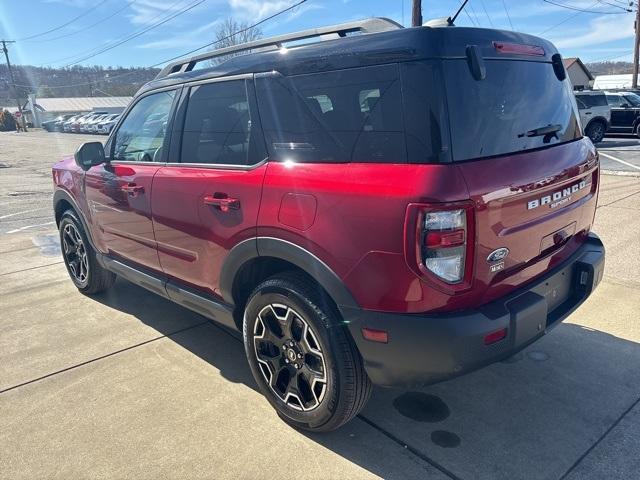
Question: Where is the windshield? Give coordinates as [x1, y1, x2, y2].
[624, 94, 640, 107]
[444, 59, 581, 162]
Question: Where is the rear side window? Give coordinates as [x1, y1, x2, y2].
[180, 80, 262, 166]
[255, 64, 406, 163]
[576, 93, 608, 108]
[444, 59, 581, 162]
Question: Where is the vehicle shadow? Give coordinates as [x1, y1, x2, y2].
[91, 277, 640, 480]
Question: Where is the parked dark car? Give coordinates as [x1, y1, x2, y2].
[53, 18, 605, 432]
[604, 91, 640, 137]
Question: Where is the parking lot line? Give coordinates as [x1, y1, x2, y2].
[6, 221, 55, 234]
[599, 152, 640, 171]
[0, 208, 46, 220]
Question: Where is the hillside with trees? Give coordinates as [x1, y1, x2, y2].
[585, 61, 633, 76]
[0, 65, 159, 103]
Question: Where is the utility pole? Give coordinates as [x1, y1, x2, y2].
[412, 0, 422, 27]
[1, 40, 23, 116]
[633, 1, 640, 88]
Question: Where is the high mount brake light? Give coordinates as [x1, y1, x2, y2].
[493, 41, 545, 57]
[404, 203, 475, 292]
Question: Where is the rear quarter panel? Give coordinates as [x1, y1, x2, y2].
[257, 161, 470, 313]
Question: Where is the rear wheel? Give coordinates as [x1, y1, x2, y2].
[59, 210, 115, 294]
[243, 272, 371, 432]
[585, 120, 606, 143]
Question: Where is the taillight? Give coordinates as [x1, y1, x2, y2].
[423, 209, 467, 283]
[404, 203, 475, 293]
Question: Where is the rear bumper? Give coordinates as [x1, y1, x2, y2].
[344, 233, 605, 387]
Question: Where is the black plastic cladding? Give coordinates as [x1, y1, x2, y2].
[137, 26, 560, 97]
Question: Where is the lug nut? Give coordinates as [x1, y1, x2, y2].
[297, 353, 303, 359]
[294, 363, 299, 369]
[289, 341, 294, 347]
[285, 358, 290, 363]
[282, 345, 287, 350]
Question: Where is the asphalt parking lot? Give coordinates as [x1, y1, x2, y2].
[1, 130, 639, 479]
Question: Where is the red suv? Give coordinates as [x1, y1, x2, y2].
[53, 19, 605, 432]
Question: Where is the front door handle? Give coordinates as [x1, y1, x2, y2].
[121, 184, 145, 196]
[203, 194, 240, 212]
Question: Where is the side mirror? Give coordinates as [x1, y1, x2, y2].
[74, 141, 106, 171]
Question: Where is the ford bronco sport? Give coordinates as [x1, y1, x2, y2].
[53, 18, 605, 432]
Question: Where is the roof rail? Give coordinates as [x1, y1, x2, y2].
[156, 17, 402, 79]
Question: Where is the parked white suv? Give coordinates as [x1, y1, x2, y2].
[575, 91, 611, 143]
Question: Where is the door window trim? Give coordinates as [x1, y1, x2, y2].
[164, 74, 268, 171]
[106, 85, 181, 166]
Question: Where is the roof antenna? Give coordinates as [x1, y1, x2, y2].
[448, 0, 470, 26]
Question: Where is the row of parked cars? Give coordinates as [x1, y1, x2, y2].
[42, 112, 121, 135]
[575, 89, 640, 143]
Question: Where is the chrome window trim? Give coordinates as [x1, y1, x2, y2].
[163, 158, 269, 171]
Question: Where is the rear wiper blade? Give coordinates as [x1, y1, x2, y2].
[520, 124, 562, 138]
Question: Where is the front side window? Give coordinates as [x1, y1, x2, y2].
[623, 94, 640, 107]
[606, 95, 622, 107]
[112, 90, 175, 162]
[180, 80, 257, 166]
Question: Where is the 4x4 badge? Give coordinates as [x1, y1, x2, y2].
[487, 248, 509, 263]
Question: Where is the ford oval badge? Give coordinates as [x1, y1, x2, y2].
[487, 248, 509, 263]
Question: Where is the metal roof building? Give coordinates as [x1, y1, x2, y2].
[32, 96, 132, 113]
[0, 96, 131, 127]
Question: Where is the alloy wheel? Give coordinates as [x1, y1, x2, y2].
[62, 223, 89, 285]
[253, 303, 327, 412]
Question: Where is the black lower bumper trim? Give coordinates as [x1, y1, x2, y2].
[343, 233, 605, 387]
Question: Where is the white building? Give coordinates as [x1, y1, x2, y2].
[1, 96, 131, 127]
[593, 74, 633, 90]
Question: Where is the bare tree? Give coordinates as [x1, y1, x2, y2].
[210, 18, 262, 65]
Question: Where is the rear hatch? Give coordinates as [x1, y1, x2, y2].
[441, 31, 599, 305]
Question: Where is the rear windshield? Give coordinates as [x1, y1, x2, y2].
[444, 59, 581, 162]
[575, 93, 608, 108]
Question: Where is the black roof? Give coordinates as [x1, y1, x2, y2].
[138, 25, 559, 97]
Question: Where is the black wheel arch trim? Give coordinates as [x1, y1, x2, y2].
[53, 189, 98, 252]
[219, 237, 360, 312]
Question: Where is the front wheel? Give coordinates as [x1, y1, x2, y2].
[59, 210, 115, 294]
[586, 121, 606, 143]
[243, 272, 371, 432]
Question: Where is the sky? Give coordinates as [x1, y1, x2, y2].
[0, 0, 635, 69]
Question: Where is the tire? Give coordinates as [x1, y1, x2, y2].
[243, 271, 371, 432]
[585, 121, 606, 143]
[59, 210, 115, 294]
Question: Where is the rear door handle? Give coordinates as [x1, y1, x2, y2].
[203, 194, 240, 212]
[121, 184, 145, 196]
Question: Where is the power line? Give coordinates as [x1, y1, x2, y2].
[541, 0, 631, 14]
[588, 50, 633, 62]
[595, 0, 633, 11]
[480, 0, 494, 27]
[63, 0, 205, 67]
[15, 0, 112, 41]
[467, 2, 483, 26]
[502, 0, 514, 29]
[538, 0, 599, 34]
[41, 0, 190, 66]
[24, 1, 137, 43]
[16, 0, 307, 91]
